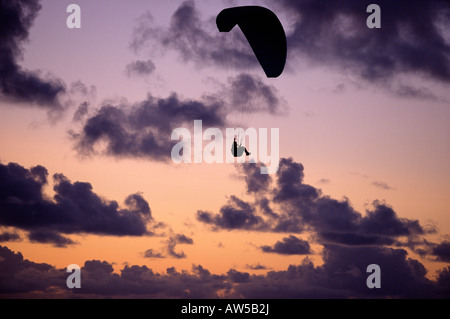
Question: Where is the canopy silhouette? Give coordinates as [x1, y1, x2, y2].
[216, 6, 287, 78]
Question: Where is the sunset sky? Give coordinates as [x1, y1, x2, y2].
[1, 0, 450, 298]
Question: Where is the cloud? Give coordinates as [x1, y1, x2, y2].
[28, 230, 75, 248]
[71, 92, 226, 161]
[143, 234, 194, 259]
[0, 0, 66, 109]
[2, 244, 450, 298]
[72, 102, 90, 122]
[0, 162, 161, 247]
[70, 69, 287, 162]
[166, 234, 194, 259]
[197, 158, 431, 247]
[143, 249, 165, 259]
[275, 0, 450, 86]
[237, 162, 273, 195]
[125, 59, 156, 77]
[391, 84, 441, 102]
[371, 181, 395, 190]
[261, 235, 311, 255]
[130, 1, 259, 72]
[232, 245, 437, 298]
[227, 269, 250, 283]
[131, 0, 450, 100]
[219, 74, 288, 118]
[245, 263, 268, 270]
[432, 241, 450, 263]
[197, 195, 268, 231]
[317, 178, 330, 185]
[0, 245, 65, 296]
[0, 231, 21, 243]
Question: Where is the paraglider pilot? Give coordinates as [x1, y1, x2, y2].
[233, 136, 250, 157]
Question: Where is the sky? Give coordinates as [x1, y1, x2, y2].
[0, 0, 450, 298]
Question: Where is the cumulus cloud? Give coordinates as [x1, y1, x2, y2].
[0, 231, 21, 243]
[219, 73, 288, 118]
[432, 241, 450, 263]
[0, 0, 66, 109]
[143, 249, 165, 259]
[70, 69, 287, 162]
[71, 92, 226, 161]
[0, 162, 161, 247]
[125, 59, 156, 77]
[261, 235, 311, 255]
[197, 158, 432, 247]
[274, 0, 450, 95]
[197, 195, 269, 231]
[0, 245, 65, 296]
[2, 244, 450, 298]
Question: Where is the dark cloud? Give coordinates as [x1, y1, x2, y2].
[432, 241, 450, 263]
[71, 93, 226, 161]
[129, 2, 288, 117]
[261, 235, 311, 255]
[245, 263, 268, 270]
[166, 234, 194, 259]
[227, 269, 250, 283]
[233, 245, 439, 298]
[143, 234, 194, 259]
[72, 102, 89, 122]
[0, 162, 160, 247]
[0, 231, 21, 243]
[273, 157, 320, 203]
[71, 70, 287, 162]
[360, 202, 424, 237]
[437, 266, 450, 296]
[197, 158, 431, 247]
[0, 245, 65, 295]
[143, 249, 165, 259]
[125, 59, 156, 77]
[174, 234, 194, 245]
[276, 0, 450, 85]
[237, 162, 272, 195]
[220, 73, 288, 118]
[0, 0, 66, 109]
[28, 230, 75, 248]
[197, 195, 268, 231]
[130, 1, 258, 72]
[131, 0, 450, 98]
[2, 244, 449, 298]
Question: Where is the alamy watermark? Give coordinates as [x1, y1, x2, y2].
[66, 264, 81, 289]
[366, 264, 381, 289]
[171, 120, 279, 174]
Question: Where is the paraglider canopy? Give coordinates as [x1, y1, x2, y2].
[216, 6, 287, 78]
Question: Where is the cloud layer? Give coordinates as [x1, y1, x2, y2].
[1, 243, 449, 298]
[278, 0, 450, 84]
[0, 162, 160, 247]
[197, 158, 436, 253]
[0, 158, 449, 298]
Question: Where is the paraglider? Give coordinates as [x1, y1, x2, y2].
[216, 6, 287, 78]
[232, 136, 250, 157]
[217, 6, 286, 159]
